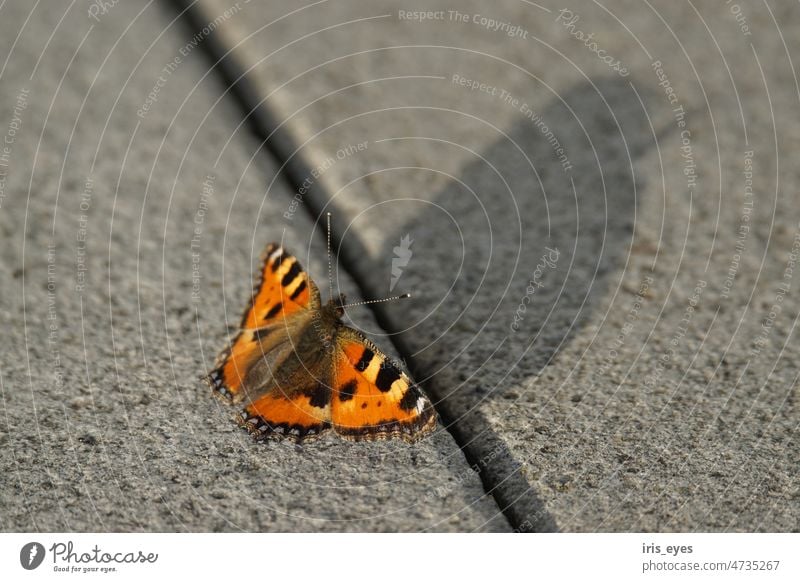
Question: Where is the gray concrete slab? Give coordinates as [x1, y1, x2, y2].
[196, 0, 800, 530]
[0, 0, 507, 532]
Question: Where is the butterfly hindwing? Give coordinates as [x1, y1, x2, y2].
[206, 326, 283, 402]
[237, 381, 332, 442]
[330, 328, 436, 442]
[237, 338, 334, 442]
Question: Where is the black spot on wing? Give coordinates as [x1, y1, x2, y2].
[305, 383, 331, 409]
[289, 279, 307, 301]
[375, 365, 401, 392]
[399, 386, 421, 411]
[264, 303, 282, 320]
[281, 261, 302, 286]
[354, 348, 374, 372]
[251, 327, 273, 342]
[338, 379, 357, 402]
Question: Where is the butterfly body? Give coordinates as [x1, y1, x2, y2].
[206, 243, 436, 443]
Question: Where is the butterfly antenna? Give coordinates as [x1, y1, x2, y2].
[341, 293, 412, 309]
[326, 212, 334, 300]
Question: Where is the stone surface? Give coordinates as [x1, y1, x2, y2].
[0, 0, 507, 532]
[195, 0, 800, 530]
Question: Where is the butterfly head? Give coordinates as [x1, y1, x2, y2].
[325, 293, 348, 319]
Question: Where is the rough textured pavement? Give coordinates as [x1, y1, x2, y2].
[2, 0, 799, 532]
[0, 1, 505, 532]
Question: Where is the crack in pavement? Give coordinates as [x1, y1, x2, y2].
[164, 0, 556, 532]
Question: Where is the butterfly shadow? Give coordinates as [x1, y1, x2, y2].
[336, 76, 657, 531]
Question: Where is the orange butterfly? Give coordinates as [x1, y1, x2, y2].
[206, 242, 437, 443]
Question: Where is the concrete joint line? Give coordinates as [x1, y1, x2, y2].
[164, 0, 556, 532]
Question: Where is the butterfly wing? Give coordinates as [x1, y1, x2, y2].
[330, 327, 437, 442]
[206, 243, 321, 403]
[240, 242, 320, 329]
[237, 371, 332, 442]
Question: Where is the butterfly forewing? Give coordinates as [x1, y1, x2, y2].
[240, 243, 320, 329]
[330, 328, 436, 442]
[206, 244, 319, 402]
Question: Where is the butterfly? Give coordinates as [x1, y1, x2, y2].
[206, 242, 437, 443]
